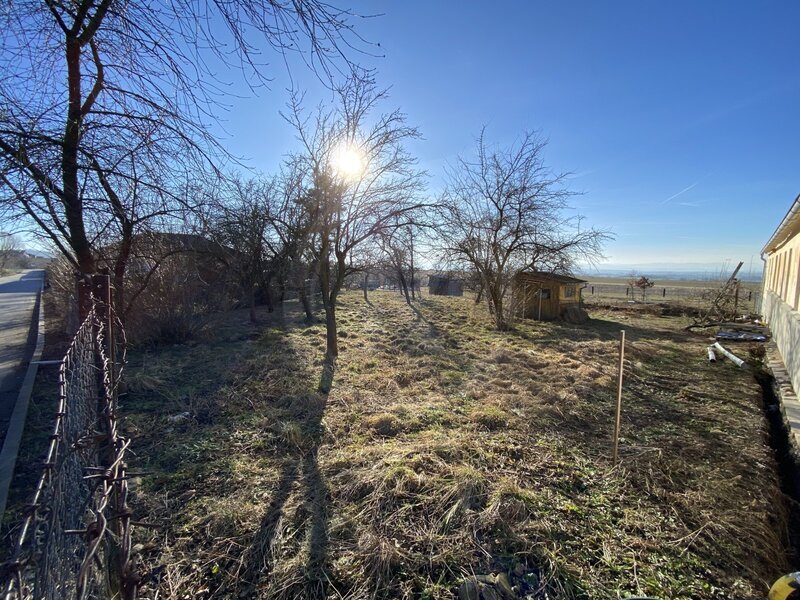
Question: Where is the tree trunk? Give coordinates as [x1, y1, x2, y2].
[475, 282, 484, 304]
[112, 265, 125, 322]
[299, 278, 314, 322]
[64, 38, 95, 275]
[409, 231, 416, 301]
[319, 299, 337, 394]
[264, 273, 274, 313]
[249, 283, 257, 323]
[324, 302, 338, 363]
[318, 249, 337, 366]
[490, 286, 508, 330]
[398, 269, 411, 305]
[112, 223, 134, 319]
[493, 306, 508, 330]
[363, 273, 369, 302]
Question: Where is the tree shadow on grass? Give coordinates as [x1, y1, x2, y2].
[401, 299, 465, 350]
[301, 450, 329, 598]
[230, 305, 332, 600]
[235, 459, 300, 595]
[233, 443, 330, 599]
[507, 314, 692, 351]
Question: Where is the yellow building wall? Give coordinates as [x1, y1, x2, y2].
[766, 233, 800, 309]
[763, 228, 800, 395]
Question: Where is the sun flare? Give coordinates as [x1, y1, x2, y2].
[331, 144, 365, 180]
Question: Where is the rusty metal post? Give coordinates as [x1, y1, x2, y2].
[612, 330, 626, 463]
[88, 270, 116, 384]
[87, 270, 123, 597]
[76, 272, 93, 323]
[102, 269, 115, 388]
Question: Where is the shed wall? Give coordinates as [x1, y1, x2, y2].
[429, 277, 464, 296]
[515, 280, 565, 320]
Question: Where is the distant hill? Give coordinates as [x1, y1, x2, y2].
[24, 249, 53, 259]
[579, 262, 762, 283]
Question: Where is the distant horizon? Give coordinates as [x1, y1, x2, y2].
[19, 245, 765, 281]
[579, 261, 763, 282]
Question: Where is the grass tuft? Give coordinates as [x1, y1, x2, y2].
[469, 404, 508, 430]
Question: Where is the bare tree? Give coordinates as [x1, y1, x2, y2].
[0, 1, 369, 280]
[438, 129, 610, 330]
[378, 225, 417, 305]
[262, 161, 322, 322]
[205, 176, 279, 322]
[92, 141, 201, 316]
[285, 74, 426, 389]
[0, 232, 20, 273]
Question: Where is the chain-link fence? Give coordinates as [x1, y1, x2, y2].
[2, 279, 135, 600]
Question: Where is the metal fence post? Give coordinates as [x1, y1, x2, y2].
[76, 273, 93, 323]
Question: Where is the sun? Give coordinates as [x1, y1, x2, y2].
[331, 143, 365, 181]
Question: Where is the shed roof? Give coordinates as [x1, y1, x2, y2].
[516, 271, 587, 284]
[762, 193, 800, 254]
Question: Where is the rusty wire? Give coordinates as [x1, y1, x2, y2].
[2, 294, 135, 600]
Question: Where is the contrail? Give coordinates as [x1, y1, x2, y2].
[662, 181, 699, 204]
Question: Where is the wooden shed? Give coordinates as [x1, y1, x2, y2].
[428, 274, 464, 296]
[513, 271, 587, 321]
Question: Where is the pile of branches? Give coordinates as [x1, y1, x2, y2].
[687, 261, 745, 330]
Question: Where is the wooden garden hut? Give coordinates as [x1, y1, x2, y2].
[513, 271, 587, 320]
[428, 274, 464, 296]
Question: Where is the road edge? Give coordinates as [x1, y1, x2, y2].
[0, 277, 46, 521]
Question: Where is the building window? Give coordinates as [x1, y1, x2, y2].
[564, 286, 576, 298]
[540, 288, 551, 299]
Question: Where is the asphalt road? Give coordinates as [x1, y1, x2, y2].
[0, 270, 44, 446]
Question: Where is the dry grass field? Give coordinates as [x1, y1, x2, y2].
[116, 290, 790, 599]
[581, 276, 761, 314]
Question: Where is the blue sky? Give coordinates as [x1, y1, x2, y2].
[213, 1, 800, 275]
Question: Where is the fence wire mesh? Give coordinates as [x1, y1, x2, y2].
[2, 286, 135, 600]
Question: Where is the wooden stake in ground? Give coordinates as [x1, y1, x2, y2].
[612, 330, 626, 463]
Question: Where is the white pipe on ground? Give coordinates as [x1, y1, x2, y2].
[712, 342, 747, 368]
[707, 347, 717, 363]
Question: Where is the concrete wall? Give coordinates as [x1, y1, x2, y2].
[763, 290, 800, 395]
